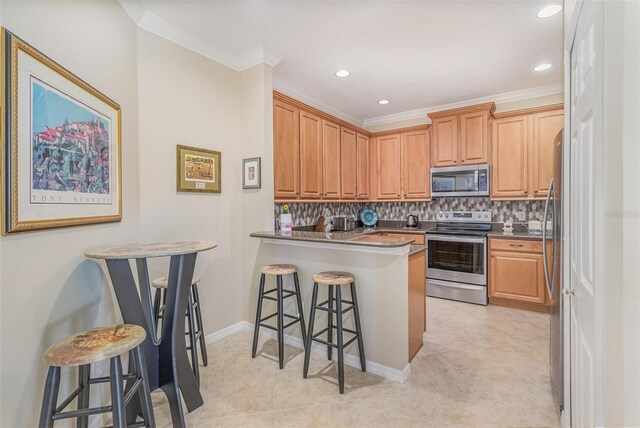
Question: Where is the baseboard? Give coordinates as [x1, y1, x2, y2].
[241, 322, 410, 383]
[204, 321, 252, 344]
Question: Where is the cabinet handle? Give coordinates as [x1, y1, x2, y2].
[510, 244, 524, 248]
[461, 160, 465, 163]
[454, 160, 457, 164]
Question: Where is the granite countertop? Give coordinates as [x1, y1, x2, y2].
[488, 224, 550, 241]
[409, 244, 427, 256]
[250, 229, 418, 248]
[85, 240, 218, 260]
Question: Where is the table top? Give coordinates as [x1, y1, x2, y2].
[85, 240, 217, 260]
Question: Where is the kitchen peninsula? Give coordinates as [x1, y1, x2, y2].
[250, 227, 427, 381]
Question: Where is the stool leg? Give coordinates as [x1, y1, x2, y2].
[77, 364, 91, 428]
[303, 283, 319, 378]
[293, 272, 307, 351]
[336, 285, 345, 394]
[186, 292, 200, 385]
[192, 282, 208, 366]
[252, 273, 266, 358]
[327, 285, 334, 361]
[133, 346, 156, 428]
[351, 282, 366, 372]
[110, 355, 126, 428]
[276, 274, 285, 369]
[153, 288, 161, 327]
[38, 366, 60, 428]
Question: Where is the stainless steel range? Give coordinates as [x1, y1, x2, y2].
[426, 211, 491, 305]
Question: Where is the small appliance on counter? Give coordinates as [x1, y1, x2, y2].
[332, 216, 356, 231]
[406, 214, 419, 229]
[503, 219, 514, 233]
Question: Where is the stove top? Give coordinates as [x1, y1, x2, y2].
[427, 210, 492, 237]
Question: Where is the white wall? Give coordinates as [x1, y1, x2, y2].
[0, 2, 140, 426]
[136, 29, 247, 333]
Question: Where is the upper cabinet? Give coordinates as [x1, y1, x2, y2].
[376, 134, 403, 199]
[491, 106, 563, 200]
[356, 133, 370, 199]
[273, 100, 300, 199]
[299, 111, 323, 199]
[428, 103, 495, 167]
[402, 130, 431, 199]
[272, 92, 371, 201]
[340, 127, 357, 199]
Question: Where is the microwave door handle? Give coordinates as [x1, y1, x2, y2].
[474, 170, 479, 191]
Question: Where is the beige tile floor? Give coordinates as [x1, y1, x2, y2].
[151, 297, 561, 427]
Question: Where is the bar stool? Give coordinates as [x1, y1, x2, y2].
[303, 271, 366, 394]
[252, 264, 307, 369]
[152, 276, 207, 383]
[39, 324, 155, 428]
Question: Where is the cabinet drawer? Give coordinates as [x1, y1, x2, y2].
[489, 238, 542, 253]
[378, 232, 426, 245]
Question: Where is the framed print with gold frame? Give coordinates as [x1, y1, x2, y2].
[176, 145, 221, 193]
[1, 28, 122, 235]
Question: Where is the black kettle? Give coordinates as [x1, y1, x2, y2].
[407, 214, 419, 228]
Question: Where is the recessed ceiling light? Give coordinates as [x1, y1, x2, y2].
[378, 99, 390, 105]
[335, 70, 350, 78]
[534, 63, 552, 72]
[537, 4, 562, 18]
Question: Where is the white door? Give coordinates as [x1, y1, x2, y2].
[568, 1, 603, 426]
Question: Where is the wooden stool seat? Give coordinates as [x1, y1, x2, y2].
[152, 276, 201, 288]
[313, 271, 355, 285]
[44, 324, 146, 367]
[260, 264, 298, 275]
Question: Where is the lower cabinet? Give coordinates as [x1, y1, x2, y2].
[408, 249, 426, 361]
[488, 238, 550, 313]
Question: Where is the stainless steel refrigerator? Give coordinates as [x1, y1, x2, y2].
[544, 130, 563, 412]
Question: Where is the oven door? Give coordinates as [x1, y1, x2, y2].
[426, 234, 487, 285]
[430, 164, 489, 197]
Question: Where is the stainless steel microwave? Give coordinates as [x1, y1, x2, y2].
[430, 164, 490, 197]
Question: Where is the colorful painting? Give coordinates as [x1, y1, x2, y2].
[176, 145, 221, 193]
[184, 154, 215, 183]
[31, 79, 112, 204]
[1, 27, 122, 235]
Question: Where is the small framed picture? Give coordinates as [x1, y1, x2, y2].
[176, 145, 221, 193]
[243, 157, 261, 189]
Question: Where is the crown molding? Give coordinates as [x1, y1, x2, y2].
[273, 76, 365, 128]
[118, 0, 282, 71]
[362, 83, 563, 128]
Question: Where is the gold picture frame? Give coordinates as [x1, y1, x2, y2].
[176, 145, 221, 193]
[1, 28, 122, 235]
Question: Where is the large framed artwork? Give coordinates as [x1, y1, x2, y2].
[176, 145, 221, 193]
[1, 28, 122, 235]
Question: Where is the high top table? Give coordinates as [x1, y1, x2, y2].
[85, 241, 217, 427]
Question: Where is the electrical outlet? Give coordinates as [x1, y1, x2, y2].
[515, 211, 526, 222]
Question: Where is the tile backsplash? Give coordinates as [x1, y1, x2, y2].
[274, 198, 545, 227]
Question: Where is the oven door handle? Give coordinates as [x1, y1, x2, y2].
[427, 234, 486, 244]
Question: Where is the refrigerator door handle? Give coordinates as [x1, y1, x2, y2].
[543, 179, 554, 299]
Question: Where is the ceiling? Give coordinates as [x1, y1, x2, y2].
[125, 0, 563, 125]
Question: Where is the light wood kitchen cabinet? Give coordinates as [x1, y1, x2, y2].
[459, 110, 490, 164]
[491, 115, 530, 199]
[273, 100, 300, 199]
[356, 133, 370, 199]
[408, 249, 426, 361]
[491, 106, 563, 200]
[532, 110, 564, 198]
[376, 134, 402, 199]
[489, 238, 549, 313]
[321, 119, 341, 199]
[430, 115, 458, 167]
[428, 103, 495, 167]
[340, 127, 357, 199]
[299, 111, 323, 199]
[402, 130, 431, 199]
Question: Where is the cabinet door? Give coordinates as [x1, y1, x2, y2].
[489, 251, 546, 304]
[340, 127, 357, 199]
[321, 120, 341, 199]
[356, 133, 370, 199]
[273, 100, 300, 199]
[532, 110, 563, 198]
[376, 134, 402, 199]
[299, 111, 323, 199]
[402, 130, 430, 199]
[491, 115, 529, 199]
[408, 250, 426, 361]
[431, 115, 458, 167]
[459, 110, 489, 165]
